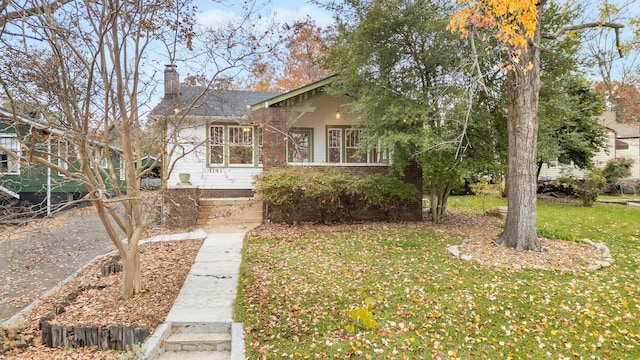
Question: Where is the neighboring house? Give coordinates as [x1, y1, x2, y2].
[0, 108, 125, 209]
[538, 110, 640, 180]
[150, 66, 422, 221]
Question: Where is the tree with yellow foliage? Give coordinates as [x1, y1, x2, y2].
[449, 0, 625, 251]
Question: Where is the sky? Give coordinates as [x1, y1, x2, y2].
[195, 0, 334, 29]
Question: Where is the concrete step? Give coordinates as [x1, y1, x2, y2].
[197, 198, 262, 224]
[156, 350, 230, 360]
[199, 197, 254, 207]
[199, 207, 262, 219]
[165, 332, 231, 352]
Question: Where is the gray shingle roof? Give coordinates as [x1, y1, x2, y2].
[600, 110, 640, 138]
[150, 87, 282, 118]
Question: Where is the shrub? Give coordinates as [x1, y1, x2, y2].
[0, 323, 31, 352]
[575, 169, 606, 207]
[603, 158, 634, 195]
[254, 167, 420, 224]
[354, 174, 421, 220]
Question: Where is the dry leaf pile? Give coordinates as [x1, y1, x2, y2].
[1, 239, 202, 359]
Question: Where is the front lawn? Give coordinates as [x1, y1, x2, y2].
[236, 197, 640, 359]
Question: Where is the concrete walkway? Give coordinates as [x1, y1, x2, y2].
[144, 229, 252, 360]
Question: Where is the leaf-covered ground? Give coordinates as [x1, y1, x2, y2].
[238, 209, 640, 359]
[0, 239, 202, 359]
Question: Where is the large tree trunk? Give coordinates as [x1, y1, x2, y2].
[497, 12, 543, 252]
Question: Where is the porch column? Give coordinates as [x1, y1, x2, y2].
[259, 107, 288, 170]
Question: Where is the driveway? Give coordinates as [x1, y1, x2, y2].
[0, 206, 117, 324]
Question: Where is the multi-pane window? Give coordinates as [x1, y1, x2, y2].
[327, 126, 387, 164]
[288, 129, 312, 163]
[0, 135, 19, 174]
[228, 126, 253, 165]
[345, 128, 366, 163]
[257, 127, 264, 165]
[327, 128, 342, 163]
[209, 125, 225, 165]
[89, 148, 108, 169]
[209, 124, 258, 166]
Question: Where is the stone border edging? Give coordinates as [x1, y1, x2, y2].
[1, 229, 207, 329]
[447, 238, 614, 272]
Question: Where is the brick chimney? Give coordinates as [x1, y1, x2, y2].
[164, 64, 178, 99]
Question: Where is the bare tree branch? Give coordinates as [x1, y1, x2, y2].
[0, 0, 73, 26]
[542, 22, 625, 57]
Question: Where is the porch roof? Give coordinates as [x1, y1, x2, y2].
[248, 75, 337, 113]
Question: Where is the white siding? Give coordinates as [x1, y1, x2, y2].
[538, 130, 616, 180]
[617, 138, 640, 179]
[166, 123, 261, 190]
[538, 128, 640, 181]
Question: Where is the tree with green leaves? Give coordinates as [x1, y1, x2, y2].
[536, 3, 608, 176]
[538, 76, 607, 176]
[322, 0, 488, 222]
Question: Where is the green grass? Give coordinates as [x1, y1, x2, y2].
[236, 196, 640, 359]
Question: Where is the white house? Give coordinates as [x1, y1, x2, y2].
[537, 110, 640, 180]
[150, 67, 397, 198]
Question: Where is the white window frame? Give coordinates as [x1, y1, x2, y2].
[89, 147, 108, 169]
[58, 139, 69, 176]
[209, 125, 225, 166]
[119, 155, 125, 181]
[208, 124, 258, 167]
[228, 125, 254, 166]
[287, 128, 313, 163]
[0, 134, 20, 175]
[326, 126, 388, 164]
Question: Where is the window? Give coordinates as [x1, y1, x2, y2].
[228, 126, 253, 165]
[0, 135, 20, 174]
[257, 127, 264, 165]
[119, 155, 125, 181]
[58, 140, 69, 175]
[327, 128, 342, 163]
[208, 124, 258, 167]
[209, 125, 224, 165]
[89, 147, 109, 169]
[345, 128, 366, 163]
[326, 126, 387, 164]
[288, 129, 312, 163]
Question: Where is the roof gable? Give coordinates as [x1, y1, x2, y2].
[248, 75, 336, 113]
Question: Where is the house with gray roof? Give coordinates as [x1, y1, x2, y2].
[150, 65, 423, 222]
[150, 66, 402, 196]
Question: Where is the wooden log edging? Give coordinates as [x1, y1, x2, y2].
[101, 255, 122, 276]
[39, 283, 149, 350]
[40, 322, 150, 350]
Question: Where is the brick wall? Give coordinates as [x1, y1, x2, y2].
[258, 107, 289, 170]
[396, 160, 423, 221]
[163, 187, 201, 228]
